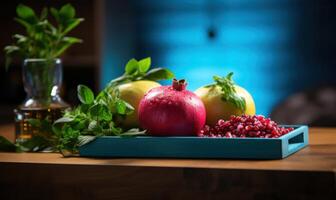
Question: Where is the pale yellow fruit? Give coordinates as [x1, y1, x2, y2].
[117, 80, 161, 128]
[195, 85, 256, 125]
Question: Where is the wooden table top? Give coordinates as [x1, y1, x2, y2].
[0, 124, 335, 173]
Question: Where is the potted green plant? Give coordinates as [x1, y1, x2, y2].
[4, 4, 83, 143]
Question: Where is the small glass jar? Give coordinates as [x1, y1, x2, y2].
[14, 58, 69, 143]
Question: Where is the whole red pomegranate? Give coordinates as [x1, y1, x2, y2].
[138, 79, 206, 136]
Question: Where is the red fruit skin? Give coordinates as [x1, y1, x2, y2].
[138, 85, 206, 136]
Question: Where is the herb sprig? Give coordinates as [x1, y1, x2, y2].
[4, 3, 83, 69]
[105, 57, 174, 89]
[0, 57, 174, 155]
[206, 72, 246, 111]
[54, 57, 174, 154]
[53, 84, 139, 154]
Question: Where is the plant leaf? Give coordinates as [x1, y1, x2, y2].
[62, 18, 84, 35]
[212, 72, 246, 112]
[119, 128, 146, 137]
[54, 117, 74, 124]
[20, 136, 52, 152]
[88, 120, 98, 131]
[53, 36, 82, 57]
[14, 18, 31, 30]
[77, 84, 94, 104]
[4, 45, 20, 54]
[16, 4, 37, 24]
[143, 68, 174, 81]
[78, 135, 96, 146]
[59, 3, 75, 21]
[125, 58, 138, 75]
[53, 43, 72, 58]
[115, 100, 127, 115]
[50, 7, 60, 23]
[62, 36, 82, 44]
[4, 45, 20, 70]
[13, 34, 27, 44]
[27, 118, 42, 127]
[138, 57, 151, 73]
[40, 7, 48, 20]
[124, 101, 135, 114]
[0, 136, 17, 152]
[89, 104, 112, 121]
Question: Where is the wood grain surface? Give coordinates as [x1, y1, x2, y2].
[0, 124, 335, 200]
[0, 125, 335, 172]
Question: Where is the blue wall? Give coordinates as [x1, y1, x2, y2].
[101, 0, 336, 116]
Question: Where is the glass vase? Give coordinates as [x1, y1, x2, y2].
[14, 58, 69, 143]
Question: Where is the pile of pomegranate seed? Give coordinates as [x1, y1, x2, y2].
[198, 115, 294, 138]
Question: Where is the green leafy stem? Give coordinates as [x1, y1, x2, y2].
[0, 57, 174, 156]
[206, 72, 246, 112]
[4, 3, 83, 69]
[104, 57, 174, 91]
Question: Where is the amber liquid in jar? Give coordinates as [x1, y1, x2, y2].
[14, 105, 68, 143]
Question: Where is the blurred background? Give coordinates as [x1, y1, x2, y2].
[1, 0, 336, 126]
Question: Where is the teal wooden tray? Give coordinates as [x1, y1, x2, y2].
[79, 125, 309, 159]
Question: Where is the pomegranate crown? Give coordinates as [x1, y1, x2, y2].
[172, 79, 187, 91]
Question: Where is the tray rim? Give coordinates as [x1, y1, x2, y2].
[79, 125, 309, 159]
[91, 125, 308, 140]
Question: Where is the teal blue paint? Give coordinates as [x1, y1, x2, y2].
[79, 125, 309, 159]
[101, 0, 336, 116]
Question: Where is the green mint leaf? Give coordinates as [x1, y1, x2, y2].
[89, 104, 112, 121]
[107, 121, 122, 135]
[143, 68, 174, 81]
[105, 75, 129, 89]
[79, 104, 90, 113]
[54, 117, 74, 124]
[119, 128, 146, 137]
[124, 101, 135, 114]
[88, 120, 98, 131]
[125, 58, 138, 75]
[16, 4, 37, 24]
[89, 104, 100, 118]
[52, 124, 62, 135]
[213, 72, 246, 112]
[116, 100, 127, 115]
[73, 120, 87, 130]
[0, 136, 17, 152]
[20, 136, 52, 152]
[138, 57, 151, 73]
[77, 84, 94, 104]
[57, 125, 81, 154]
[78, 135, 96, 146]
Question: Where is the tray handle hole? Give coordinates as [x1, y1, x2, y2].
[289, 132, 304, 144]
